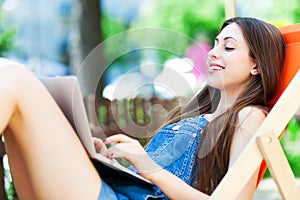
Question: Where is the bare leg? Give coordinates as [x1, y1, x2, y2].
[0, 63, 101, 200]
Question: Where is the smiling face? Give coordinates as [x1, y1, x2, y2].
[207, 23, 257, 94]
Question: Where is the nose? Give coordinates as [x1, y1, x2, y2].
[208, 46, 219, 59]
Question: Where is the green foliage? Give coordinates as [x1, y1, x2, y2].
[135, 0, 225, 44]
[4, 155, 17, 200]
[134, 0, 224, 62]
[281, 117, 300, 177]
[101, 13, 128, 39]
[101, 0, 225, 64]
[286, 117, 300, 141]
[0, 28, 15, 56]
[294, 0, 300, 23]
[0, 6, 15, 56]
[287, 154, 300, 177]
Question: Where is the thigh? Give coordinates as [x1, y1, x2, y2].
[1, 64, 101, 200]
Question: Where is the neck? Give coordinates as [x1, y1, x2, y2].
[213, 89, 240, 115]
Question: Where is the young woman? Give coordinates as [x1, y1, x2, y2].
[0, 17, 286, 200]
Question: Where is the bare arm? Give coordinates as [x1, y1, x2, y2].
[146, 166, 210, 200]
[103, 134, 210, 200]
[102, 106, 265, 199]
[148, 107, 265, 199]
[229, 106, 266, 200]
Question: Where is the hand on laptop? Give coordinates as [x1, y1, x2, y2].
[93, 137, 109, 156]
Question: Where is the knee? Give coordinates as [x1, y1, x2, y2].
[0, 61, 37, 92]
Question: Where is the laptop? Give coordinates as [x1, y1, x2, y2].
[40, 76, 152, 185]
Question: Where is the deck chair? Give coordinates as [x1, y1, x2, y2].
[210, 23, 300, 199]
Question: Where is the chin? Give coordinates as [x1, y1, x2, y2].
[207, 78, 225, 90]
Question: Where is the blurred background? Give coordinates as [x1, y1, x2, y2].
[0, 0, 299, 199]
[0, 0, 299, 99]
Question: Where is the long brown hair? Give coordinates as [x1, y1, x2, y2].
[164, 17, 286, 195]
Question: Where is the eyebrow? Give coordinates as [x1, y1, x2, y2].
[215, 36, 238, 42]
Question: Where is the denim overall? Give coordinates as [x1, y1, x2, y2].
[98, 116, 209, 200]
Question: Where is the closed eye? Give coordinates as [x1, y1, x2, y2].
[225, 47, 234, 51]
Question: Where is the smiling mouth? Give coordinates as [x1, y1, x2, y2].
[209, 64, 225, 73]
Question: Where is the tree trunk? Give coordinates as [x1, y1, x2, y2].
[70, 0, 105, 97]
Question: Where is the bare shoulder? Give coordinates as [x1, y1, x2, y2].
[237, 106, 266, 137]
[238, 106, 266, 121]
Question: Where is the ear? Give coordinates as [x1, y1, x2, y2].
[250, 65, 260, 76]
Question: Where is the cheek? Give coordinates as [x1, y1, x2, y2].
[226, 55, 252, 77]
[206, 67, 250, 90]
[206, 54, 252, 89]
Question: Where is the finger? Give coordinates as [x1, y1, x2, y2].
[107, 145, 125, 159]
[104, 134, 135, 144]
[107, 143, 136, 159]
[107, 142, 146, 160]
[93, 137, 108, 154]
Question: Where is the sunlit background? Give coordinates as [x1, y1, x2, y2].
[0, 0, 300, 199]
[0, 0, 299, 100]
